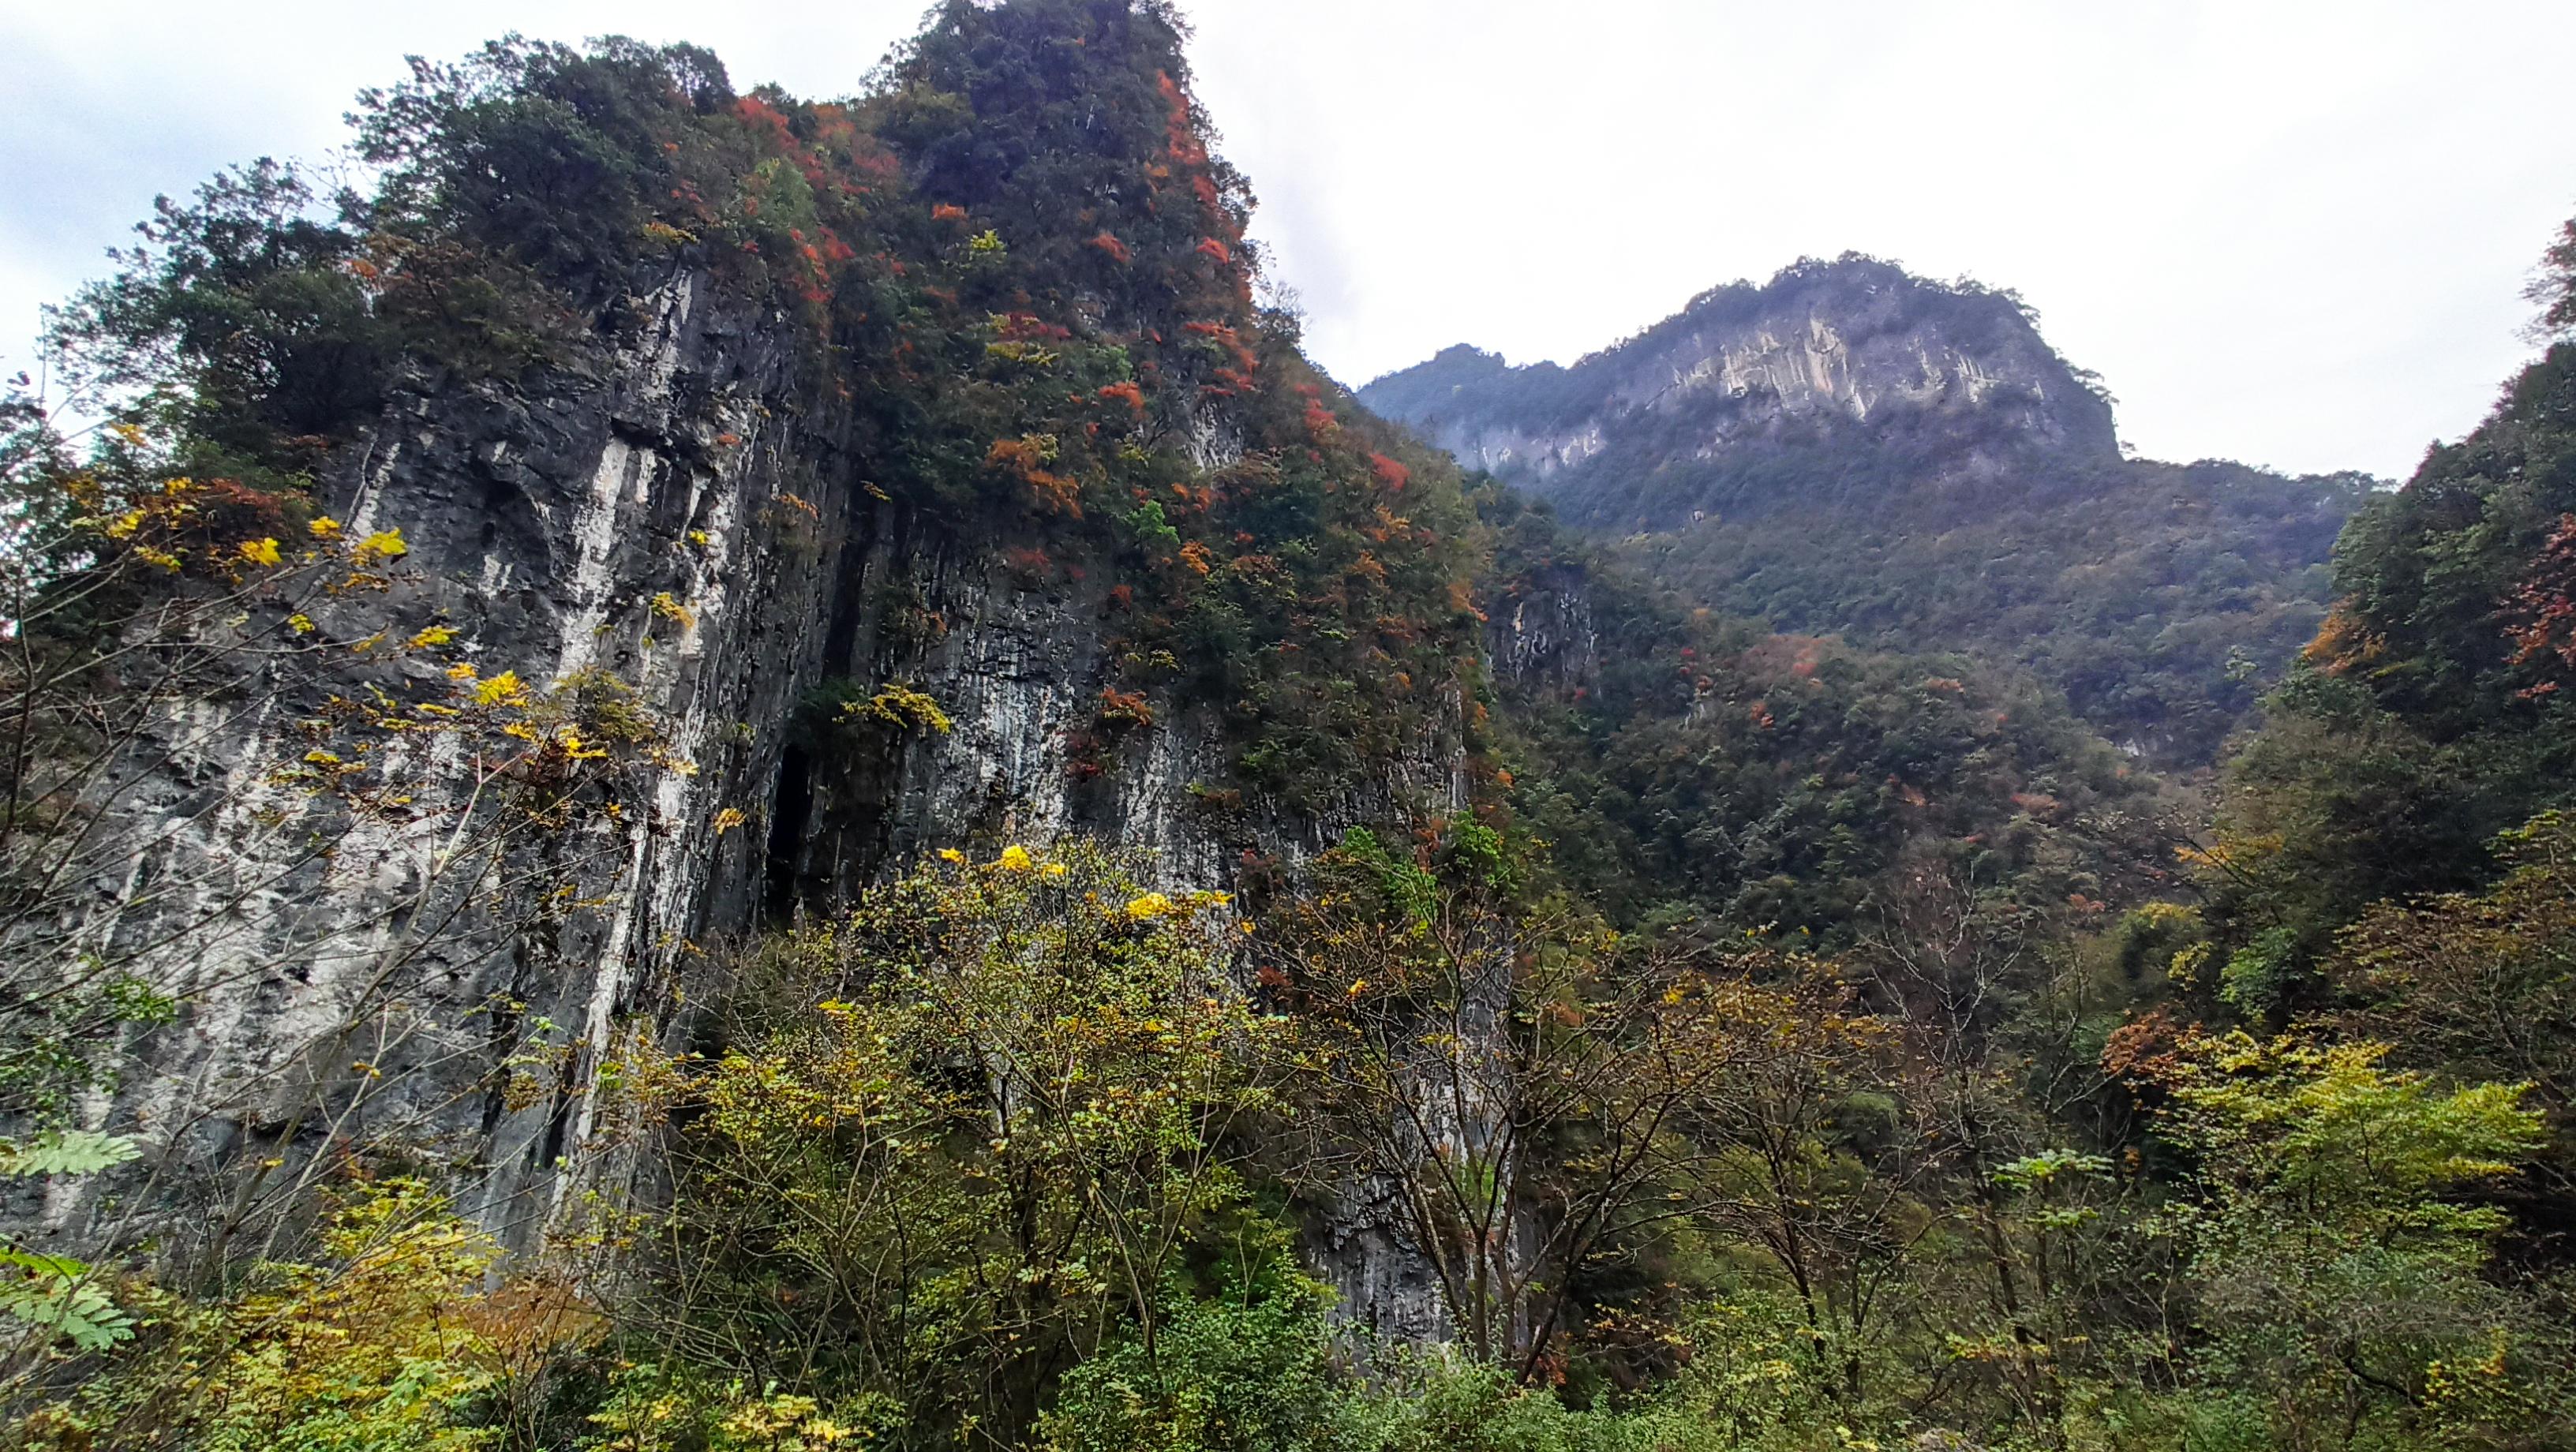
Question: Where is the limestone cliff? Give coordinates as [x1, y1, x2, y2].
[0, 0, 1565, 1353]
[1362, 255, 2119, 530]
[30, 251, 1495, 1361]
[34, 142, 1519, 1349]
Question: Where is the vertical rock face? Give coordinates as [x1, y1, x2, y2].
[44, 260, 1473, 1340]
[1486, 567, 1601, 699]
[1361, 255, 2120, 528]
[61, 266, 849, 1252]
[23, 5, 1554, 1351]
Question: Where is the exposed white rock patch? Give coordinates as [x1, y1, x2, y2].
[1361, 257, 2121, 526]
[49, 260, 1485, 1351]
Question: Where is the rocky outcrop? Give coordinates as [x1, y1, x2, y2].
[1485, 564, 1601, 698]
[1361, 255, 2119, 528]
[31, 257, 1483, 1343]
[44, 267, 844, 1257]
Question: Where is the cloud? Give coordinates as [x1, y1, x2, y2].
[6, 0, 2572, 477]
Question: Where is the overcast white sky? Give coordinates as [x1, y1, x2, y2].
[5, 1, 2571, 480]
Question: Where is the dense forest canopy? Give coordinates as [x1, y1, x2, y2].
[1, 3, 2571, 1450]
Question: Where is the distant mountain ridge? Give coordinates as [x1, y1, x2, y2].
[1362, 255, 2121, 530]
[1365, 255, 2373, 765]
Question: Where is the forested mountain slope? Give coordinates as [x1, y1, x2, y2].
[2200, 247, 2576, 1011]
[2, 4, 2570, 1450]
[1365, 260, 2375, 763]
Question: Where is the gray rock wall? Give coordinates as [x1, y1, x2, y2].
[34, 262, 1475, 1342]
[1361, 256, 2121, 527]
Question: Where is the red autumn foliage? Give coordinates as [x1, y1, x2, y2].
[2505, 513, 2576, 697]
[1152, 70, 1237, 234]
[1181, 320, 1257, 375]
[167, 477, 292, 562]
[987, 438, 1081, 518]
[1097, 687, 1156, 730]
[1368, 453, 1410, 493]
[733, 95, 798, 152]
[2101, 1008, 2192, 1087]
[1097, 380, 1146, 414]
[1157, 72, 1208, 171]
[930, 203, 968, 222]
[1004, 545, 1052, 582]
[706, 93, 894, 324]
[1062, 731, 1106, 782]
[1088, 230, 1133, 264]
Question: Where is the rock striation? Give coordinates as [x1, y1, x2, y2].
[32, 243, 1494, 1351]
[1362, 255, 2119, 530]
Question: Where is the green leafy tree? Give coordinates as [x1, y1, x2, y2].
[0, 1132, 144, 1353]
[19, 1180, 511, 1451]
[2153, 1032, 2566, 1446]
[1039, 1275, 1345, 1452]
[646, 841, 1290, 1446]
